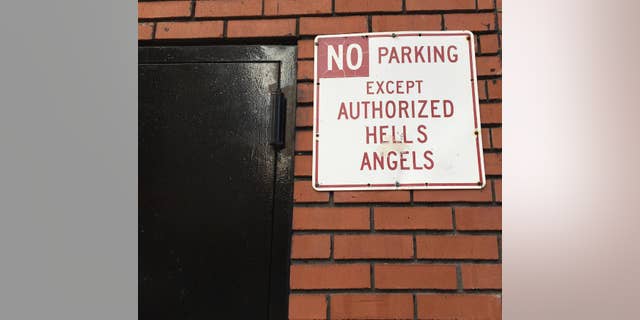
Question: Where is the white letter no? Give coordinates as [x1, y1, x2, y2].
[346, 44, 363, 70]
[327, 45, 343, 71]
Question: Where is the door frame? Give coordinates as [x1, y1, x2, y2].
[139, 46, 296, 320]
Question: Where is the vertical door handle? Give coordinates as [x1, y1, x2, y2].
[270, 89, 286, 149]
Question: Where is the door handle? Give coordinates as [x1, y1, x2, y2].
[270, 89, 286, 149]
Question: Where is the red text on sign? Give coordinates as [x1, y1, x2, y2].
[336, 99, 454, 120]
[366, 80, 423, 95]
[377, 45, 459, 64]
[360, 150, 435, 171]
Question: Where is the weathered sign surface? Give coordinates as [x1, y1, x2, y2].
[312, 31, 485, 191]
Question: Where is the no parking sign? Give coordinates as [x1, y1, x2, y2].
[312, 31, 485, 191]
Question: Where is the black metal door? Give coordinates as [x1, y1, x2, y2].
[139, 46, 296, 320]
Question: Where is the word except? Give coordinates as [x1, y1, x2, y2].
[366, 80, 424, 95]
[378, 45, 459, 64]
[337, 99, 455, 120]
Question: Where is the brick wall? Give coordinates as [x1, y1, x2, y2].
[139, 1, 502, 319]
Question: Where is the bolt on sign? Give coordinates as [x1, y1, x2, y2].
[312, 31, 485, 191]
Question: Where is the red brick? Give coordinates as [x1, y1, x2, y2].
[492, 127, 502, 149]
[331, 294, 413, 320]
[294, 155, 312, 177]
[293, 181, 329, 203]
[296, 107, 313, 127]
[297, 60, 313, 80]
[461, 264, 502, 289]
[289, 294, 327, 320]
[417, 294, 502, 320]
[300, 16, 368, 35]
[227, 19, 296, 38]
[494, 179, 501, 202]
[290, 264, 370, 289]
[295, 130, 313, 151]
[407, 0, 475, 11]
[298, 39, 315, 59]
[335, 0, 402, 13]
[416, 235, 499, 259]
[445, 13, 497, 31]
[484, 153, 502, 175]
[374, 207, 452, 230]
[480, 103, 502, 124]
[480, 34, 500, 53]
[481, 128, 491, 148]
[138, 23, 154, 40]
[155, 21, 223, 39]
[375, 264, 457, 289]
[291, 234, 331, 259]
[264, 0, 331, 15]
[195, 0, 262, 17]
[293, 207, 370, 230]
[334, 191, 410, 203]
[488, 79, 501, 99]
[478, 80, 487, 100]
[477, 56, 502, 76]
[334, 235, 413, 259]
[497, 0, 502, 10]
[298, 82, 314, 103]
[138, 1, 191, 19]
[413, 187, 492, 202]
[478, 0, 495, 9]
[372, 15, 441, 32]
[455, 207, 501, 231]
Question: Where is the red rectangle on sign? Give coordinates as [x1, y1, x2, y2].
[316, 36, 369, 78]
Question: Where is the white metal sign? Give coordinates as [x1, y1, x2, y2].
[312, 31, 485, 191]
